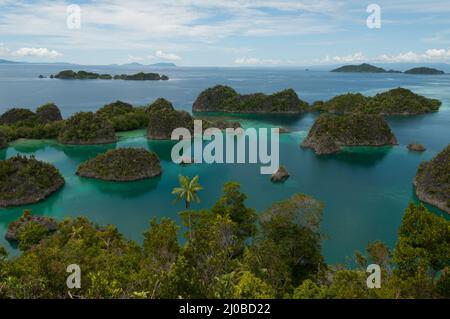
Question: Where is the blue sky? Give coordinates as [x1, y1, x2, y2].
[1, 0, 450, 66]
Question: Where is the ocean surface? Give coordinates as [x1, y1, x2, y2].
[0, 64, 449, 264]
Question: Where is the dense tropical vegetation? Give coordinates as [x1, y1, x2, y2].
[77, 148, 161, 181]
[0, 179, 448, 299]
[311, 88, 441, 115]
[147, 99, 194, 139]
[96, 101, 149, 131]
[0, 103, 65, 141]
[0, 131, 7, 149]
[0, 155, 64, 207]
[58, 112, 117, 145]
[301, 113, 398, 155]
[193, 85, 309, 114]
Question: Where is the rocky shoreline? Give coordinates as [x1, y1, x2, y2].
[5, 212, 58, 241]
[413, 145, 449, 214]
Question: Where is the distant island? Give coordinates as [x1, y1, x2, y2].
[0, 59, 20, 64]
[311, 88, 441, 115]
[331, 63, 401, 73]
[49, 70, 169, 81]
[148, 62, 176, 67]
[331, 63, 445, 75]
[193, 85, 309, 114]
[404, 67, 445, 75]
[414, 144, 449, 214]
[301, 114, 398, 155]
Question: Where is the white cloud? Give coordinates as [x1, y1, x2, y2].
[127, 54, 144, 62]
[324, 52, 366, 63]
[234, 57, 283, 65]
[377, 51, 420, 63]
[376, 48, 450, 62]
[424, 48, 450, 58]
[316, 48, 450, 65]
[12, 47, 63, 59]
[155, 50, 181, 61]
[0, 45, 63, 59]
[0, 0, 342, 52]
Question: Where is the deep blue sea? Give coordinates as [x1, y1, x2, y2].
[0, 64, 449, 264]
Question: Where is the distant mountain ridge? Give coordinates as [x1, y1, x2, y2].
[331, 63, 446, 75]
[0, 59, 176, 67]
[0, 59, 21, 64]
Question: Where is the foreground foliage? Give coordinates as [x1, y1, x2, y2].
[0, 180, 447, 299]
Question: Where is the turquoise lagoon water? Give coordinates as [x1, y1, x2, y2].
[0, 64, 449, 263]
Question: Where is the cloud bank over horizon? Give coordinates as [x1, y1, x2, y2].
[1, 0, 450, 66]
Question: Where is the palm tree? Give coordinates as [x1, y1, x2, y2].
[172, 175, 203, 239]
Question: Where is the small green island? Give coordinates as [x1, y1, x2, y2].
[331, 63, 445, 75]
[58, 112, 117, 145]
[271, 166, 290, 183]
[0, 155, 65, 207]
[301, 114, 398, 155]
[331, 63, 401, 73]
[408, 142, 426, 152]
[0, 98, 245, 144]
[414, 144, 450, 214]
[77, 148, 162, 182]
[0, 103, 65, 141]
[311, 88, 441, 115]
[193, 85, 309, 114]
[50, 70, 169, 81]
[147, 98, 194, 140]
[0, 103, 62, 125]
[404, 67, 445, 75]
[96, 100, 149, 132]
